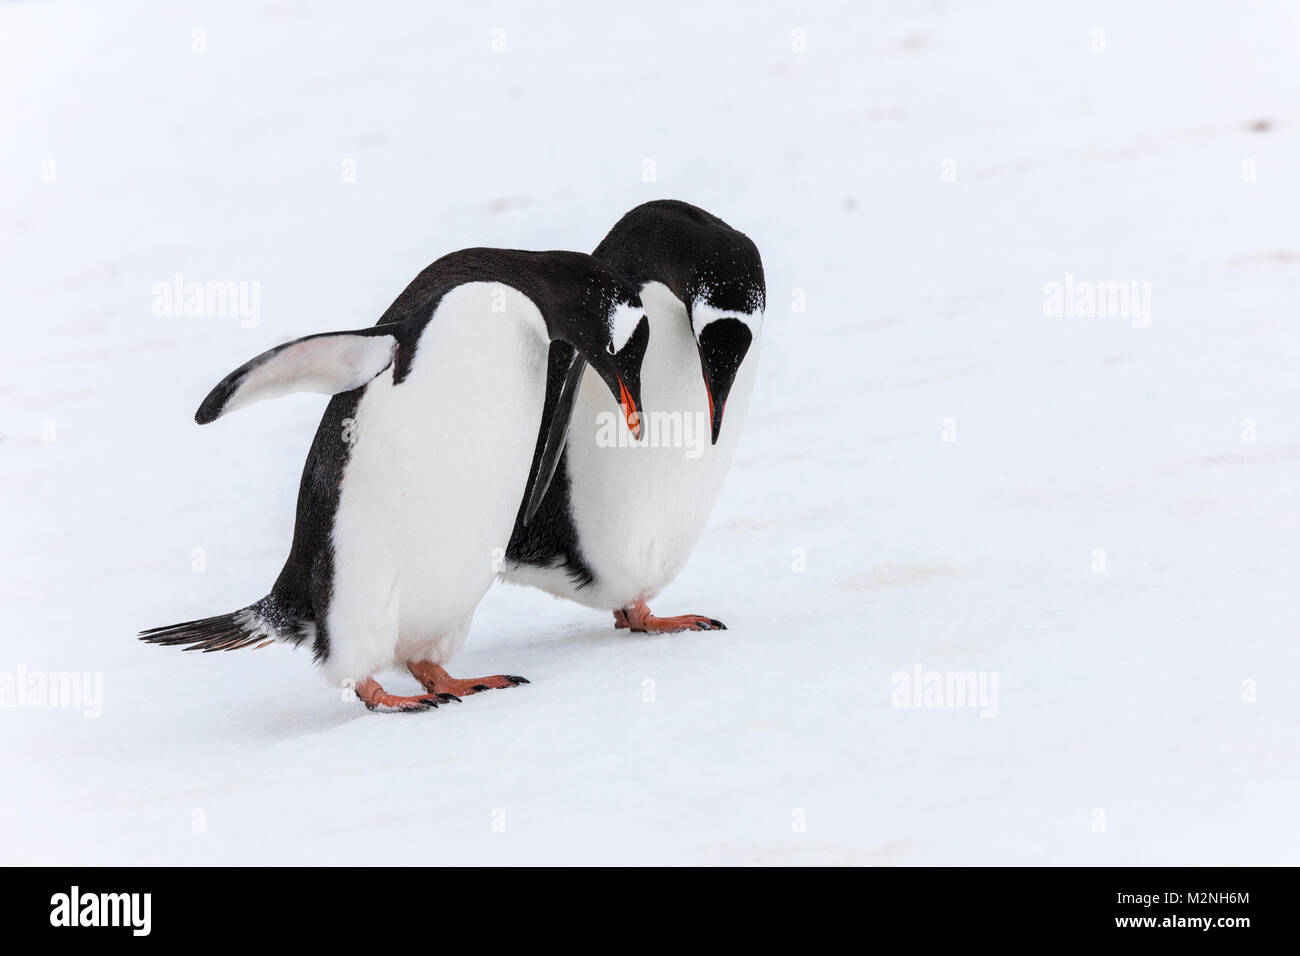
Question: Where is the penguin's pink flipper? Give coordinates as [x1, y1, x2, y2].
[353, 677, 458, 714]
[407, 661, 529, 697]
[613, 599, 726, 633]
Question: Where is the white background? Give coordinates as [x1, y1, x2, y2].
[2, 1, 1298, 864]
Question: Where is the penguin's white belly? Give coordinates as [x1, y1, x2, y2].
[556, 299, 759, 610]
[322, 283, 548, 684]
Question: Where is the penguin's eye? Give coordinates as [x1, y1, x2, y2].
[606, 343, 616, 355]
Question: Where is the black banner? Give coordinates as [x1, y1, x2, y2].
[4, 866, 1277, 943]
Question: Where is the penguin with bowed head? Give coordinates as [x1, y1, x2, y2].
[506, 200, 764, 632]
[141, 248, 649, 712]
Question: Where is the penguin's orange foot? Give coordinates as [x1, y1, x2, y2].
[613, 600, 726, 633]
[354, 676, 458, 713]
[407, 661, 529, 698]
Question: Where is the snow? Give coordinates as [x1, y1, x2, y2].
[3, 0, 1299, 865]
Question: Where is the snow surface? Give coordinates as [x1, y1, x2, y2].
[3, 0, 1299, 865]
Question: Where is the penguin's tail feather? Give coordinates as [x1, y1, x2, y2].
[139, 596, 310, 653]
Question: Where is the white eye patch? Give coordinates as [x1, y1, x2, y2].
[609, 301, 644, 351]
[691, 298, 763, 338]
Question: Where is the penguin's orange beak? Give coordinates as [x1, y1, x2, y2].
[602, 314, 647, 442]
[618, 375, 642, 440]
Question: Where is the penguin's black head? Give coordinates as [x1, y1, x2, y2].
[546, 265, 648, 440]
[516, 251, 653, 528]
[593, 297, 650, 440]
[592, 202, 765, 445]
[687, 264, 764, 444]
[670, 235, 759, 444]
[692, 311, 754, 444]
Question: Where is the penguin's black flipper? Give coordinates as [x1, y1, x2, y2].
[521, 351, 586, 526]
[195, 324, 402, 424]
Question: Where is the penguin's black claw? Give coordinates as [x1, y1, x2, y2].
[710, 619, 726, 630]
[435, 692, 462, 704]
[505, 675, 530, 685]
[363, 698, 437, 714]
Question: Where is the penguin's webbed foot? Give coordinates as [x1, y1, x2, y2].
[407, 661, 529, 698]
[354, 676, 459, 714]
[613, 599, 726, 633]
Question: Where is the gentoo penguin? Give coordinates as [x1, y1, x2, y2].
[141, 248, 649, 712]
[505, 200, 764, 632]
